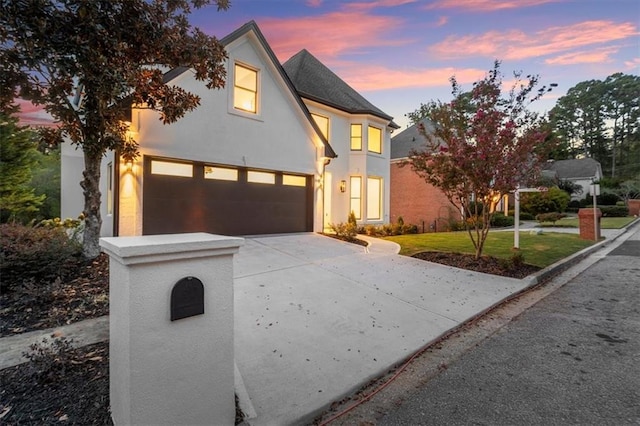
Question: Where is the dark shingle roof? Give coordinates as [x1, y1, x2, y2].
[391, 119, 438, 159]
[543, 158, 601, 179]
[283, 49, 398, 127]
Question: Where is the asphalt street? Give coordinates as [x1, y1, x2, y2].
[378, 228, 640, 426]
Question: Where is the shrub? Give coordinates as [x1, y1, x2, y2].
[23, 335, 76, 382]
[599, 205, 629, 217]
[329, 221, 358, 242]
[521, 186, 570, 215]
[568, 200, 581, 209]
[490, 213, 514, 228]
[0, 223, 82, 292]
[616, 201, 626, 207]
[535, 212, 567, 224]
[596, 191, 620, 206]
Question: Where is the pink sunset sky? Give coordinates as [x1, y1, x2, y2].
[18, 0, 639, 130]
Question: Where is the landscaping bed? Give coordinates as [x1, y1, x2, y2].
[412, 251, 540, 279]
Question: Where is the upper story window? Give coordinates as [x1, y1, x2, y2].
[233, 63, 258, 113]
[350, 124, 362, 150]
[311, 113, 329, 141]
[368, 126, 382, 154]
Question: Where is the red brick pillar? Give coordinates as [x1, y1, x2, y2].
[578, 208, 602, 241]
[628, 199, 640, 216]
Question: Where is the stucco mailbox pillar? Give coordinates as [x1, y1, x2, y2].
[100, 233, 243, 426]
[578, 208, 602, 241]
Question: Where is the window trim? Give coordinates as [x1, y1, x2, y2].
[233, 62, 259, 115]
[350, 176, 362, 220]
[367, 125, 382, 154]
[366, 176, 383, 220]
[311, 113, 330, 142]
[350, 123, 362, 151]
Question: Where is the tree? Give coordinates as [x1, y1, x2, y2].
[0, 110, 45, 223]
[550, 74, 640, 179]
[406, 61, 554, 258]
[31, 146, 61, 220]
[0, 0, 230, 258]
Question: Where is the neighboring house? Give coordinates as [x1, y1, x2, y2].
[390, 119, 459, 232]
[61, 21, 398, 237]
[543, 158, 603, 201]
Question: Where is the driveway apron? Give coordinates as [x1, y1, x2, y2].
[233, 233, 529, 425]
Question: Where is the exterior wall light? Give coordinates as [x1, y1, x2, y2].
[339, 180, 346, 193]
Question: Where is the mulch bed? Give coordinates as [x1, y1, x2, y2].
[412, 251, 541, 279]
[0, 340, 110, 425]
[0, 254, 110, 338]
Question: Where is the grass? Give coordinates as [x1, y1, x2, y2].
[384, 231, 595, 268]
[539, 216, 637, 229]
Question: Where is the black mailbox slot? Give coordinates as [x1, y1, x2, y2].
[171, 277, 204, 321]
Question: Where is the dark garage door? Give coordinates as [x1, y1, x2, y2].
[142, 157, 313, 236]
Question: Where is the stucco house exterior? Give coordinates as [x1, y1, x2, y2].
[543, 158, 603, 201]
[61, 21, 398, 237]
[390, 119, 459, 232]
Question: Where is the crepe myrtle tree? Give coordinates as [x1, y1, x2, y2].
[406, 61, 556, 259]
[0, 0, 230, 258]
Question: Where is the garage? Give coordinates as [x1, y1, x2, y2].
[142, 156, 314, 236]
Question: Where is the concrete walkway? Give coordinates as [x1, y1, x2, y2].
[1, 222, 636, 425]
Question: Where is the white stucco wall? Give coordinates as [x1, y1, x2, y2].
[60, 142, 115, 236]
[310, 100, 392, 226]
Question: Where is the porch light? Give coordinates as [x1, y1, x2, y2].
[339, 180, 346, 193]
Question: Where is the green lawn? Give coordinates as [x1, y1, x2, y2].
[543, 216, 637, 229]
[384, 231, 595, 268]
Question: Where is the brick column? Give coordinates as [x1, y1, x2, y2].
[628, 199, 640, 216]
[578, 208, 602, 241]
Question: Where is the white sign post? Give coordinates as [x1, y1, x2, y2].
[513, 186, 547, 249]
[590, 181, 601, 241]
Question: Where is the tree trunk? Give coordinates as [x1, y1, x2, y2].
[80, 150, 103, 259]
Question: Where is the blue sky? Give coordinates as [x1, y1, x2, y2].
[19, 0, 639, 129]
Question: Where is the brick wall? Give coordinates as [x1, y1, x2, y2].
[390, 162, 460, 232]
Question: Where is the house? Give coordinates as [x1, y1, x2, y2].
[543, 158, 603, 201]
[61, 21, 398, 237]
[390, 119, 460, 232]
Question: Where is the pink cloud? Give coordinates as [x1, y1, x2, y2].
[426, 0, 560, 11]
[429, 20, 638, 61]
[545, 47, 620, 65]
[435, 16, 449, 27]
[259, 12, 412, 62]
[624, 57, 640, 70]
[306, 0, 322, 7]
[336, 64, 487, 91]
[15, 98, 56, 127]
[344, 0, 418, 11]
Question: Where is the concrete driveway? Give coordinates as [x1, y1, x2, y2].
[233, 233, 531, 425]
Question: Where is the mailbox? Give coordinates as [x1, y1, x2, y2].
[170, 277, 204, 321]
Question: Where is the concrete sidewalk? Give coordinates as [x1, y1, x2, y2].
[1, 223, 636, 425]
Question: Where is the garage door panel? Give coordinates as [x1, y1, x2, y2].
[142, 157, 312, 236]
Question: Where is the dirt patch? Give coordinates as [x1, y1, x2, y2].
[412, 251, 541, 279]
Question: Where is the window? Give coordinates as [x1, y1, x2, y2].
[350, 124, 362, 150]
[234, 63, 258, 113]
[367, 177, 382, 220]
[204, 166, 238, 181]
[350, 176, 362, 220]
[248, 170, 275, 184]
[283, 174, 306, 187]
[368, 126, 382, 154]
[151, 160, 193, 177]
[311, 113, 329, 141]
[106, 162, 113, 215]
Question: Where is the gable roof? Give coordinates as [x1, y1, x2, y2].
[543, 158, 601, 180]
[283, 49, 399, 129]
[163, 21, 337, 158]
[390, 119, 439, 159]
